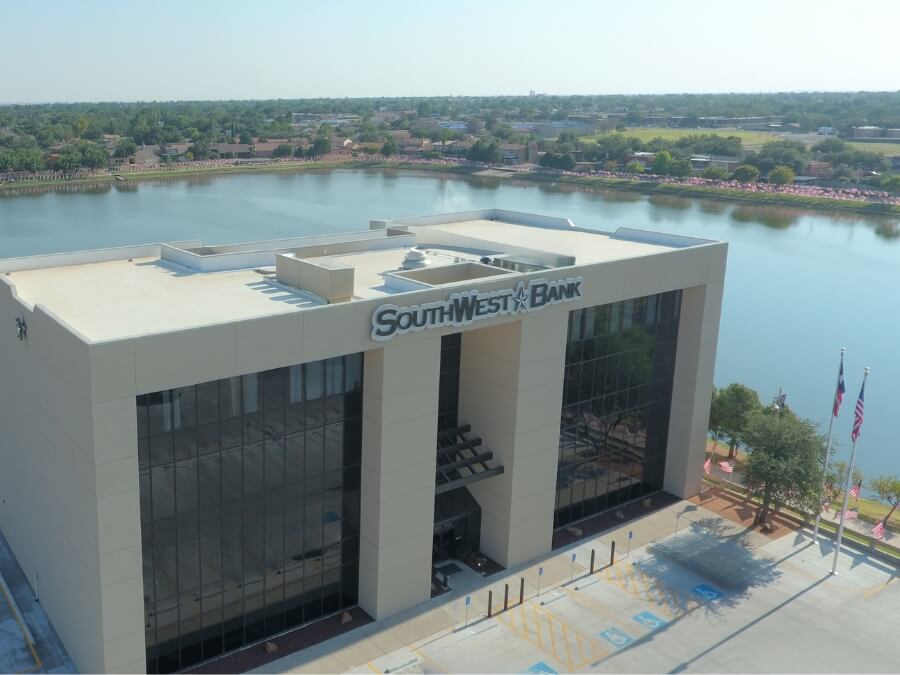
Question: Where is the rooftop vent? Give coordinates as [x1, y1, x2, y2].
[401, 247, 431, 270]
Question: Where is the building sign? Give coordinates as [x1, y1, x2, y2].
[371, 276, 583, 341]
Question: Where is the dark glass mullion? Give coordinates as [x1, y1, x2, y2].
[281, 372, 288, 628]
[169, 392, 183, 673]
[147, 455, 159, 674]
[218, 380, 226, 656]
[240, 376, 247, 647]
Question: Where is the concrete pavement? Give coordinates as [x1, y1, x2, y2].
[255, 501, 899, 674]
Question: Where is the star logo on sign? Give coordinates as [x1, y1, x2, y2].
[512, 284, 529, 312]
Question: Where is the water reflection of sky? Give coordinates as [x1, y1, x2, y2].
[1, 170, 897, 477]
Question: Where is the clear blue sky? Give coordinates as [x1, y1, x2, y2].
[3, 0, 899, 103]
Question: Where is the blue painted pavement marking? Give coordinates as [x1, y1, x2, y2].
[598, 627, 634, 649]
[525, 661, 558, 674]
[691, 583, 723, 601]
[633, 610, 667, 630]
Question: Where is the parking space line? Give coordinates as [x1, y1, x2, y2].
[546, 612, 558, 661]
[863, 575, 896, 599]
[532, 604, 544, 650]
[560, 621, 574, 671]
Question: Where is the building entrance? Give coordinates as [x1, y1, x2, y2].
[432, 487, 481, 564]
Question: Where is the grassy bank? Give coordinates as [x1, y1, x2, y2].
[3, 159, 899, 219]
[705, 441, 899, 527]
[517, 171, 900, 218]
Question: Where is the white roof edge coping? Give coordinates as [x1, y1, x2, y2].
[381, 208, 576, 231]
[0, 240, 203, 273]
[181, 229, 396, 256]
[610, 227, 719, 248]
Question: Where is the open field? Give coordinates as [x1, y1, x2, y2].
[582, 127, 900, 157]
[582, 127, 783, 149]
[846, 140, 900, 156]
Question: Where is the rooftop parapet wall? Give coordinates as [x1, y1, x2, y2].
[0, 241, 202, 274]
[377, 208, 576, 231]
[162, 230, 416, 273]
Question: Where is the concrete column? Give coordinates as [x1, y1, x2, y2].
[458, 313, 568, 568]
[358, 335, 441, 619]
[664, 279, 725, 498]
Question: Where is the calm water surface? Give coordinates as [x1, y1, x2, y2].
[1, 170, 898, 478]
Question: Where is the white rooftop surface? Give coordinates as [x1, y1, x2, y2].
[424, 219, 675, 262]
[6, 257, 323, 342]
[3, 214, 705, 343]
[306, 246, 495, 299]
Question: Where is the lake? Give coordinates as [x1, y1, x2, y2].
[1, 169, 897, 479]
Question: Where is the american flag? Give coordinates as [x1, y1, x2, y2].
[851, 379, 866, 442]
[872, 519, 886, 541]
[833, 355, 846, 417]
[849, 481, 862, 500]
[839, 509, 858, 521]
[719, 461, 734, 474]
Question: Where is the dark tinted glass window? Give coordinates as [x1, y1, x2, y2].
[137, 353, 363, 673]
[555, 291, 680, 529]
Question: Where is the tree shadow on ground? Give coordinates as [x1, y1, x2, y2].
[635, 516, 785, 618]
[589, 517, 805, 670]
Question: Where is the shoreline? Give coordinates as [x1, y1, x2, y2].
[2, 158, 900, 219]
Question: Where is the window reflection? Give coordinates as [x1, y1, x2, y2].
[555, 291, 680, 529]
[137, 353, 363, 674]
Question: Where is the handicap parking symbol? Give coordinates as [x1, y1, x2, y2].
[691, 583, 723, 601]
[525, 662, 558, 674]
[598, 627, 634, 649]
[633, 610, 667, 631]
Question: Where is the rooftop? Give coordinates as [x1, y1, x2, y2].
[0, 209, 717, 343]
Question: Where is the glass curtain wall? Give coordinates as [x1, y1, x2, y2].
[555, 291, 681, 528]
[137, 354, 363, 673]
[437, 333, 461, 432]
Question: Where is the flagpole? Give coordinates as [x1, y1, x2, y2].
[814, 347, 845, 544]
[831, 367, 869, 576]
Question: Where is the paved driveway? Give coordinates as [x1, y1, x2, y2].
[257, 503, 899, 674]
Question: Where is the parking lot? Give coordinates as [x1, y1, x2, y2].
[258, 502, 899, 674]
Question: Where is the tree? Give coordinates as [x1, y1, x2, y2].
[709, 383, 762, 459]
[743, 410, 825, 526]
[870, 475, 900, 525]
[539, 152, 575, 171]
[825, 460, 863, 499]
[381, 136, 398, 156]
[114, 138, 138, 158]
[667, 158, 693, 177]
[756, 140, 809, 174]
[188, 140, 210, 160]
[768, 165, 796, 185]
[651, 150, 673, 175]
[625, 161, 644, 174]
[272, 144, 293, 157]
[701, 166, 728, 180]
[466, 140, 500, 163]
[732, 164, 760, 183]
[308, 135, 332, 157]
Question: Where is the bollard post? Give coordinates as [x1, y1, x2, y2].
[590, 548, 596, 574]
[488, 590, 493, 618]
[503, 583, 509, 611]
[610, 540, 616, 566]
[519, 577, 525, 605]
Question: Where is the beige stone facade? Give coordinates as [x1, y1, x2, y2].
[0, 210, 726, 673]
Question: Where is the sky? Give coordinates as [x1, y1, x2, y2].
[2, 0, 899, 103]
